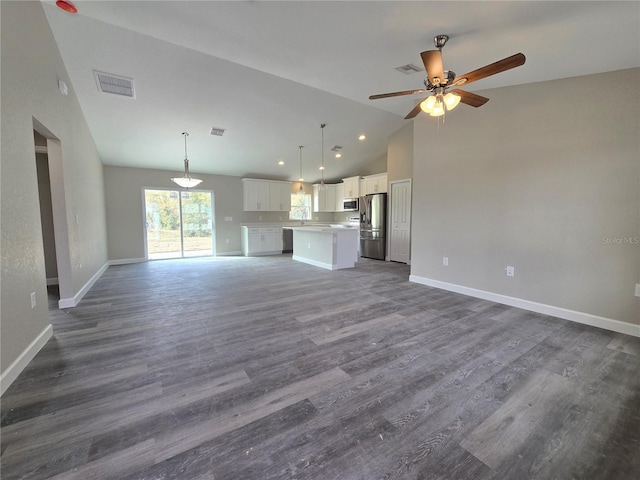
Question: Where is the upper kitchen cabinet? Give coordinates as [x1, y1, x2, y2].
[242, 178, 292, 211]
[335, 183, 345, 212]
[269, 181, 292, 212]
[313, 184, 337, 212]
[362, 173, 387, 195]
[342, 176, 360, 199]
[243, 179, 270, 211]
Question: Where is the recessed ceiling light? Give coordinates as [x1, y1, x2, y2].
[335, 153, 342, 158]
[358, 134, 366, 141]
[319, 166, 325, 171]
[278, 160, 285, 166]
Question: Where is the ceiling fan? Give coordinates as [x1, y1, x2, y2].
[369, 35, 526, 119]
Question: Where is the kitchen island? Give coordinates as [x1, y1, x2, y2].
[287, 226, 359, 270]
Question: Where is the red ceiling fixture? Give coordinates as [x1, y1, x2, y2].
[56, 0, 78, 14]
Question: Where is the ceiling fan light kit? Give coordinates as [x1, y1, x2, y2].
[369, 34, 526, 120]
[171, 132, 203, 189]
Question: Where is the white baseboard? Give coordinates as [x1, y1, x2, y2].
[59, 262, 109, 308]
[292, 255, 337, 271]
[409, 275, 640, 338]
[46, 277, 59, 286]
[1, 324, 53, 396]
[216, 251, 243, 257]
[108, 257, 147, 266]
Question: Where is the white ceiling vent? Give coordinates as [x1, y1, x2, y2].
[93, 70, 135, 98]
[394, 63, 422, 75]
[330, 145, 343, 152]
[210, 127, 225, 136]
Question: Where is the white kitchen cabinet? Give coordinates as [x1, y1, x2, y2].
[242, 179, 270, 211]
[313, 184, 337, 212]
[269, 181, 292, 212]
[242, 178, 292, 211]
[362, 173, 387, 194]
[342, 176, 360, 198]
[241, 226, 283, 256]
[335, 183, 345, 212]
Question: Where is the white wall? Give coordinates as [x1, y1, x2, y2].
[1, 1, 109, 388]
[387, 123, 413, 183]
[410, 68, 639, 330]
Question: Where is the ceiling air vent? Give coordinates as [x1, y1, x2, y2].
[394, 63, 422, 75]
[210, 127, 225, 137]
[330, 145, 343, 152]
[93, 70, 135, 98]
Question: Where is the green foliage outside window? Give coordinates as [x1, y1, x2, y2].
[290, 193, 311, 220]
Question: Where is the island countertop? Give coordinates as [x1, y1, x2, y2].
[289, 226, 358, 270]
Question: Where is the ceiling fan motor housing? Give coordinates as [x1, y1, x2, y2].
[434, 34, 449, 49]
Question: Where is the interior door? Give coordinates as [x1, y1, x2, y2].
[389, 180, 411, 263]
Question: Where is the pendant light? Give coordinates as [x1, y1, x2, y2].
[297, 145, 305, 196]
[319, 123, 326, 189]
[171, 132, 203, 189]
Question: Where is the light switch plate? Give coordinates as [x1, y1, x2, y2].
[635, 284, 640, 297]
[506, 266, 515, 277]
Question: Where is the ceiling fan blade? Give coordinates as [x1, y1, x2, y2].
[369, 88, 427, 100]
[420, 50, 444, 85]
[404, 99, 427, 119]
[451, 89, 490, 107]
[452, 53, 526, 87]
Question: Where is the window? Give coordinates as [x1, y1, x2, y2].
[290, 193, 311, 220]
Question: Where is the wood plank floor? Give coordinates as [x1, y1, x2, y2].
[2, 255, 639, 479]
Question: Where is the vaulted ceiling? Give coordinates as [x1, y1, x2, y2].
[42, 1, 640, 183]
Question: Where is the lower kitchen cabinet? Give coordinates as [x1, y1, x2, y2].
[241, 226, 283, 256]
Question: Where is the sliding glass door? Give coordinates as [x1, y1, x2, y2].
[144, 189, 214, 259]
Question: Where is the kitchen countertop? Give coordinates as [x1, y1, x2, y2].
[285, 225, 357, 232]
[242, 222, 353, 228]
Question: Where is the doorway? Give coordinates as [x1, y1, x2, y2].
[34, 131, 60, 307]
[144, 188, 214, 259]
[389, 179, 412, 263]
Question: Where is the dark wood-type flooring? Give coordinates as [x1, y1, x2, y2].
[2, 255, 639, 479]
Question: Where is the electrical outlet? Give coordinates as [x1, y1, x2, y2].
[308, 242, 311, 249]
[443, 257, 448, 266]
[225, 238, 229, 244]
[224, 216, 232, 222]
[635, 284, 640, 297]
[30, 292, 36, 309]
[506, 266, 515, 277]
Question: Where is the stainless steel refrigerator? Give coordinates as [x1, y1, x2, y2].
[359, 193, 387, 260]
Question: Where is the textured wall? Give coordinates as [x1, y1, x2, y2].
[411, 68, 640, 326]
[1, 1, 108, 375]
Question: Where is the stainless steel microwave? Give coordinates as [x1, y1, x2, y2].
[343, 198, 359, 211]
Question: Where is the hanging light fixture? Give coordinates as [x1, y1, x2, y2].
[171, 132, 203, 189]
[420, 87, 461, 117]
[319, 123, 326, 189]
[297, 145, 305, 196]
